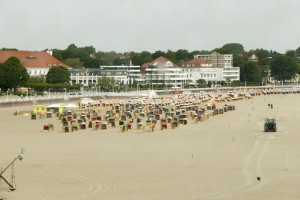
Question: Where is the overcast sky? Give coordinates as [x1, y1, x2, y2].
[0, 0, 299, 53]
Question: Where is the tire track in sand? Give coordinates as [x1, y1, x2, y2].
[43, 165, 106, 197]
[203, 134, 271, 200]
[71, 175, 103, 196]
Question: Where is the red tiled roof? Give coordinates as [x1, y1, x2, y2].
[180, 58, 212, 68]
[141, 56, 179, 73]
[0, 51, 69, 68]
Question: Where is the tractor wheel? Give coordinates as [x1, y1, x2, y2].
[264, 125, 268, 132]
[273, 126, 276, 132]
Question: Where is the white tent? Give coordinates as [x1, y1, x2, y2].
[148, 90, 158, 99]
[63, 103, 79, 108]
[80, 98, 95, 104]
[46, 104, 64, 108]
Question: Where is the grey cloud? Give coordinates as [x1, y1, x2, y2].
[0, 0, 299, 53]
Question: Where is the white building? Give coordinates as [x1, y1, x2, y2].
[194, 52, 240, 81]
[222, 67, 240, 81]
[69, 65, 141, 86]
[141, 56, 192, 88]
[0, 50, 69, 76]
[181, 58, 222, 83]
[99, 65, 141, 84]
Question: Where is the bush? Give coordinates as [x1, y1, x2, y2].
[14, 91, 28, 96]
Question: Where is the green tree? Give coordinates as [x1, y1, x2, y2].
[112, 57, 123, 65]
[61, 44, 78, 59]
[243, 61, 262, 83]
[165, 50, 176, 63]
[100, 51, 121, 65]
[232, 54, 248, 81]
[64, 58, 83, 68]
[1, 48, 18, 51]
[285, 50, 297, 58]
[140, 51, 153, 63]
[222, 43, 244, 55]
[46, 66, 70, 84]
[196, 79, 207, 88]
[214, 47, 230, 54]
[28, 76, 45, 84]
[152, 51, 166, 59]
[270, 55, 298, 81]
[130, 51, 153, 66]
[296, 46, 300, 58]
[52, 49, 63, 61]
[253, 49, 271, 61]
[189, 50, 210, 58]
[0, 57, 29, 90]
[259, 57, 272, 66]
[175, 49, 191, 62]
[81, 56, 101, 68]
[130, 52, 143, 65]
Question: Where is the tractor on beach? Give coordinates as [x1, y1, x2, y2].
[264, 118, 277, 132]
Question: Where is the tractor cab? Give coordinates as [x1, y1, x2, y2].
[264, 118, 276, 132]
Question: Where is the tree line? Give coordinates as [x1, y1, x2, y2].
[1, 43, 300, 94]
[49, 43, 300, 84]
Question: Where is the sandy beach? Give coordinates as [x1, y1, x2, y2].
[0, 93, 300, 200]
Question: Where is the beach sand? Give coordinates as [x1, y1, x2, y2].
[0, 94, 300, 200]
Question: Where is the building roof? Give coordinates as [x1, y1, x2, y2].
[141, 56, 179, 73]
[0, 50, 69, 68]
[249, 54, 259, 62]
[181, 58, 212, 68]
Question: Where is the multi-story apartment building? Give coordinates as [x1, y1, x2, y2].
[140, 56, 192, 88]
[194, 52, 240, 81]
[99, 65, 141, 84]
[181, 58, 222, 83]
[69, 65, 141, 86]
[195, 52, 233, 68]
[69, 68, 101, 85]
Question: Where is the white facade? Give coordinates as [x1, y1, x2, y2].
[222, 67, 240, 81]
[99, 66, 141, 84]
[27, 68, 49, 76]
[69, 66, 141, 86]
[144, 68, 191, 88]
[194, 52, 240, 81]
[182, 67, 223, 83]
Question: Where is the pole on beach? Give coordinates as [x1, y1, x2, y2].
[248, 117, 250, 127]
[0, 149, 24, 191]
[0, 167, 2, 189]
[285, 151, 288, 171]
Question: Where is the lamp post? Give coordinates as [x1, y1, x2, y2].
[48, 89, 51, 99]
[63, 88, 68, 102]
[6, 89, 9, 101]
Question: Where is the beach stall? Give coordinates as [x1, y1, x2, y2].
[46, 104, 65, 114]
[34, 105, 46, 114]
[31, 113, 36, 120]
